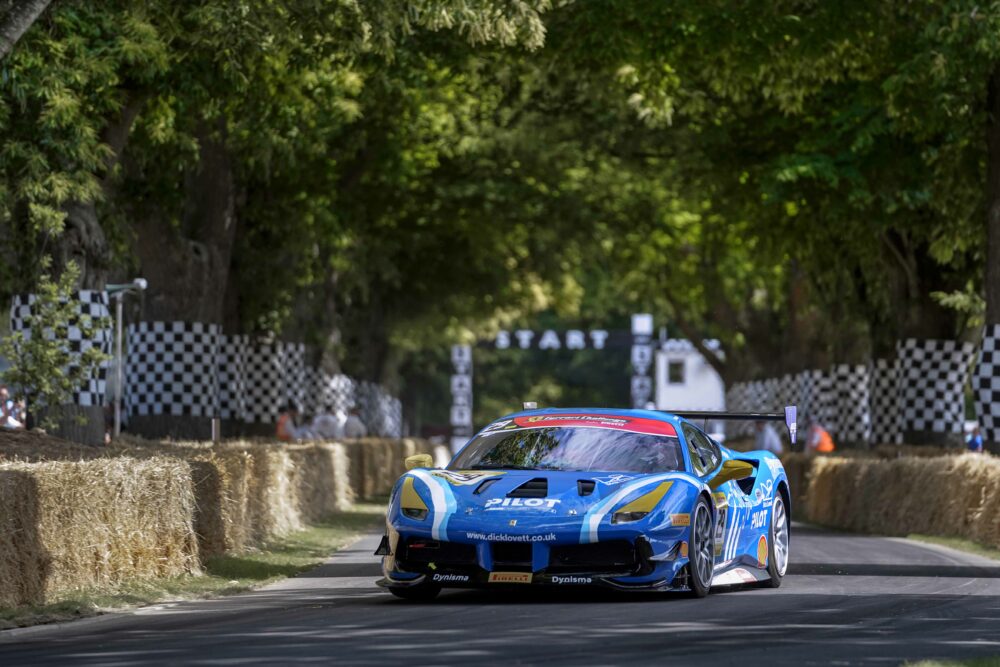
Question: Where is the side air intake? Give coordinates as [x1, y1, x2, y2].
[577, 480, 596, 496]
[507, 477, 548, 498]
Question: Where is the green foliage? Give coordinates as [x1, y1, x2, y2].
[0, 260, 110, 427]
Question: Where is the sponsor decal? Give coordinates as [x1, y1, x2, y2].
[754, 488, 763, 504]
[761, 479, 774, 499]
[757, 535, 768, 567]
[489, 571, 532, 584]
[765, 458, 784, 475]
[485, 498, 560, 510]
[670, 513, 691, 527]
[679, 541, 688, 558]
[430, 470, 506, 486]
[525, 415, 629, 426]
[594, 474, 636, 486]
[509, 519, 517, 526]
[511, 414, 678, 437]
[432, 573, 469, 583]
[751, 509, 767, 529]
[465, 531, 557, 542]
[551, 575, 592, 584]
[713, 491, 728, 508]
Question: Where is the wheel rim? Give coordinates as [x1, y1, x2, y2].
[772, 495, 789, 576]
[692, 503, 714, 587]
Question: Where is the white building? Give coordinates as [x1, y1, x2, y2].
[655, 339, 726, 436]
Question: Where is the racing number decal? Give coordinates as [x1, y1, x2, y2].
[712, 492, 728, 557]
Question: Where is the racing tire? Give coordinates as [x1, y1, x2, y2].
[686, 496, 715, 598]
[388, 581, 441, 601]
[763, 492, 790, 588]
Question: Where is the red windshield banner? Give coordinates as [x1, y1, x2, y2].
[481, 413, 677, 437]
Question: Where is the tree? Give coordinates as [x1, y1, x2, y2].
[0, 260, 109, 440]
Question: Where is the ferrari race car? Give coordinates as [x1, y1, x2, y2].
[376, 406, 795, 600]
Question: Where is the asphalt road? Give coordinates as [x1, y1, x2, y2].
[3, 524, 1000, 666]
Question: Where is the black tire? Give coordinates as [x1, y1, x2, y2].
[763, 491, 790, 588]
[388, 581, 441, 601]
[686, 495, 715, 598]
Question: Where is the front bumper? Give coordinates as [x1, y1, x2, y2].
[378, 532, 690, 592]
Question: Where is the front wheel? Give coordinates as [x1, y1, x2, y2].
[686, 496, 715, 598]
[388, 581, 441, 601]
[763, 492, 790, 587]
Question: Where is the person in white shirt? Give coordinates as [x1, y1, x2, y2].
[754, 421, 783, 455]
[311, 404, 344, 440]
[343, 407, 368, 439]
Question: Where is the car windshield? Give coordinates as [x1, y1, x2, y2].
[450, 426, 684, 474]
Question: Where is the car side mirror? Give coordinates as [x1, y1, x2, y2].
[708, 459, 755, 490]
[405, 454, 434, 470]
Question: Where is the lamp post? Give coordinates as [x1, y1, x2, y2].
[106, 278, 147, 438]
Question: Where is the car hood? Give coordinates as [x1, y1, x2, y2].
[397, 468, 700, 541]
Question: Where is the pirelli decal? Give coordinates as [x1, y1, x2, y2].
[488, 571, 532, 584]
[670, 513, 691, 526]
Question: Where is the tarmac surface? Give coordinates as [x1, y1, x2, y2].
[3, 524, 1000, 666]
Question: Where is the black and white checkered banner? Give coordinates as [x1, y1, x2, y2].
[972, 324, 1000, 444]
[727, 338, 975, 445]
[126, 321, 221, 417]
[124, 321, 402, 437]
[897, 338, 974, 435]
[9, 291, 112, 407]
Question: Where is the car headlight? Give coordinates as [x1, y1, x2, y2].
[400, 477, 429, 521]
[611, 481, 674, 524]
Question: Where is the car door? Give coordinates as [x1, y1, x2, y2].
[682, 423, 752, 567]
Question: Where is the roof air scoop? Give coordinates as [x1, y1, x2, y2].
[507, 477, 548, 498]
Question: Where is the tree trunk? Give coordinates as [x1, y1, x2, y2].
[983, 63, 1000, 452]
[128, 124, 238, 439]
[0, 0, 52, 59]
[135, 124, 237, 324]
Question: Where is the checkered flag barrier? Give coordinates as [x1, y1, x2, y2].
[727, 338, 974, 445]
[121, 321, 402, 437]
[217, 334, 248, 420]
[9, 291, 112, 407]
[125, 321, 221, 417]
[973, 325, 1000, 443]
[897, 338, 974, 435]
[829, 364, 870, 444]
[869, 358, 901, 444]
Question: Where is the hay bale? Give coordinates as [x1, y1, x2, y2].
[0, 457, 198, 607]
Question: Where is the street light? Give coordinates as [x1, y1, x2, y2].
[106, 278, 147, 438]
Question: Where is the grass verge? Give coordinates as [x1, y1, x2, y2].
[0, 502, 384, 631]
[906, 534, 1000, 563]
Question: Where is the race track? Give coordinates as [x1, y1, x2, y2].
[3, 524, 1000, 666]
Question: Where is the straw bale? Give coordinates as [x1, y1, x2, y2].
[801, 453, 1000, 549]
[0, 457, 198, 607]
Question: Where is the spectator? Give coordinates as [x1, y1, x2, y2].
[276, 402, 304, 442]
[311, 404, 344, 440]
[343, 407, 368, 439]
[806, 420, 835, 455]
[754, 421, 783, 455]
[1, 385, 23, 430]
[967, 425, 984, 453]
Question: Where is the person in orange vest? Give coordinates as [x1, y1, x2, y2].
[806, 420, 835, 454]
[276, 402, 301, 442]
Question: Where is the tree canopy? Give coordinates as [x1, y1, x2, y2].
[0, 0, 996, 439]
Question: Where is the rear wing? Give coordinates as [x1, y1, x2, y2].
[669, 406, 797, 442]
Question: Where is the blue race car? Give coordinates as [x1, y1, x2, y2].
[376, 407, 794, 600]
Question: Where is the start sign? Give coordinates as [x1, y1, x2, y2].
[494, 329, 609, 350]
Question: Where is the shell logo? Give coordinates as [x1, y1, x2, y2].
[757, 535, 768, 567]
